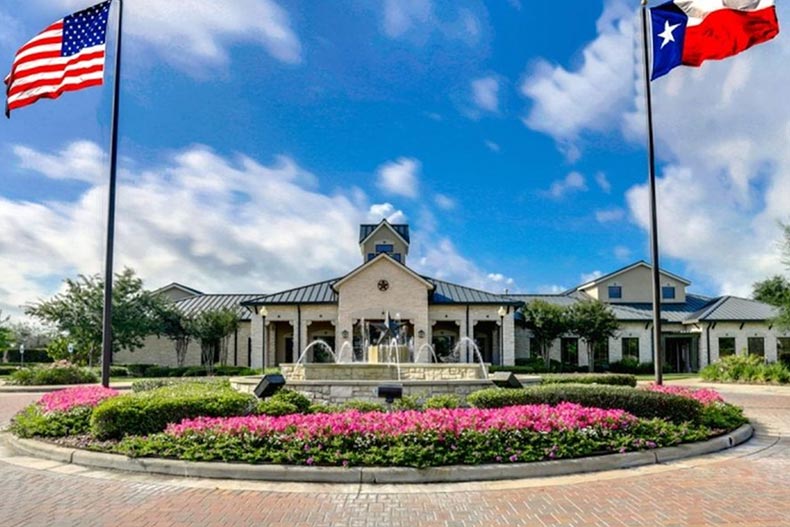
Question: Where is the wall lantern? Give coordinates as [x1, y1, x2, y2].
[417, 329, 425, 339]
[497, 306, 507, 318]
[341, 330, 349, 339]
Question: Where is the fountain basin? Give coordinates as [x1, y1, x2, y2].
[231, 376, 492, 405]
[280, 363, 486, 381]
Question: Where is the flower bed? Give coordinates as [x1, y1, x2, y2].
[11, 386, 120, 438]
[116, 403, 710, 468]
[641, 384, 723, 405]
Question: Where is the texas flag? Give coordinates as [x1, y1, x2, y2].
[651, 0, 779, 80]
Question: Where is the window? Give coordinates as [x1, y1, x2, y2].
[748, 337, 765, 358]
[529, 337, 540, 358]
[718, 337, 736, 357]
[367, 253, 375, 261]
[662, 286, 676, 299]
[778, 337, 790, 366]
[375, 243, 394, 254]
[561, 338, 578, 367]
[621, 337, 640, 361]
[608, 285, 622, 299]
[593, 339, 609, 370]
[392, 253, 402, 263]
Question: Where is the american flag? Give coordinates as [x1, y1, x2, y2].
[4, 1, 112, 117]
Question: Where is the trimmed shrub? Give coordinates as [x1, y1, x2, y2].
[267, 389, 311, 413]
[424, 394, 462, 409]
[9, 361, 98, 386]
[541, 373, 637, 387]
[131, 377, 231, 392]
[214, 366, 257, 376]
[700, 403, 747, 431]
[466, 384, 703, 424]
[121, 363, 158, 377]
[90, 382, 256, 439]
[392, 394, 423, 411]
[341, 400, 387, 413]
[256, 399, 299, 416]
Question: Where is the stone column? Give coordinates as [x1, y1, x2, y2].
[250, 313, 263, 369]
[503, 313, 515, 366]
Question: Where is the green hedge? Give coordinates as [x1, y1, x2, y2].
[700, 354, 790, 384]
[540, 373, 637, 387]
[10, 405, 94, 438]
[9, 363, 98, 386]
[130, 377, 232, 392]
[466, 384, 703, 424]
[90, 383, 256, 439]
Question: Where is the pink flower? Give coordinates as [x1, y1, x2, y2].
[641, 384, 724, 406]
[38, 386, 120, 413]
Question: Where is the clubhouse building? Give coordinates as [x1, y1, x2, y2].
[118, 220, 790, 371]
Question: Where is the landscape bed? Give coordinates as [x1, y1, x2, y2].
[8, 379, 748, 469]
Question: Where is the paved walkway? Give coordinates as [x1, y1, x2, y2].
[0, 383, 788, 527]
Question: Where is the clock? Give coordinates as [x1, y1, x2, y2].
[377, 279, 390, 291]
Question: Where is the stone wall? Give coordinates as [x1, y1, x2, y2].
[280, 363, 487, 381]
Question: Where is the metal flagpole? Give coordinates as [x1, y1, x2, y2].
[101, 0, 124, 388]
[640, 0, 663, 385]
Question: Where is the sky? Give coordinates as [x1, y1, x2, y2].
[1, 0, 789, 319]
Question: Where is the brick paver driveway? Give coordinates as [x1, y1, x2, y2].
[0, 385, 787, 527]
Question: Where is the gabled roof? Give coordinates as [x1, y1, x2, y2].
[428, 278, 522, 305]
[244, 279, 339, 305]
[154, 282, 204, 297]
[175, 293, 264, 321]
[332, 253, 433, 291]
[686, 295, 779, 323]
[359, 220, 410, 245]
[506, 293, 583, 307]
[572, 261, 691, 292]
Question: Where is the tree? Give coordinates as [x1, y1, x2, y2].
[191, 308, 239, 372]
[520, 300, 569, 367]
[25, 268, 161, 365]
[567, 300, 620, 372]
[153, 302, 194, 367]
[0, 310, 12, 363]
[752, 275, 790, 307]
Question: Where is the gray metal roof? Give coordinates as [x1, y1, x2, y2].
[687, 296, 779, 322]
[359, 223, 410, 244]
[507, 294, 581, 307]
[428, 278, 522, 305]
[175, 294, 264, 321]
[244, 279, 339, 305]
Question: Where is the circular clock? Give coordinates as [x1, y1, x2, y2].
[377, 279, 390, 291]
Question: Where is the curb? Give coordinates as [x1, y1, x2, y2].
[3, 424, 753, 484]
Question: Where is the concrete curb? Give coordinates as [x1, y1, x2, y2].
[3, 424, 753, 484]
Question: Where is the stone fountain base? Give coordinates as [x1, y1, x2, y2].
[231, 363, 493, 405]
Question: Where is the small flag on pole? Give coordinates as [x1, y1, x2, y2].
[4, 0, 112, 117]
[650, 0, 779, 80]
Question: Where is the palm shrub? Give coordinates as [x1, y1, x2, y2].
[701, 354, 790, 384]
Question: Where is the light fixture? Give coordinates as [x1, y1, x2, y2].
[498, 306, 507, 318]
[260, 306, 268, 317]
[341, 330, 349, 339]
[377, 384, 403, 404]
[253, 374, 286, 398]
[417, 329, 425, 339]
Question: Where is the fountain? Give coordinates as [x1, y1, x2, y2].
[232, 312, 495, 404]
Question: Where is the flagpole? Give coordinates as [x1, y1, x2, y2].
[100, 0, 123, 388]
[640, 0, 663, 385]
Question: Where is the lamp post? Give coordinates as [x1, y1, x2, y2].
[260, 306, 268, 372]
[19, 344, 25, 367]
[498, 306, 507, 366]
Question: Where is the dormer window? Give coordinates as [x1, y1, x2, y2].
[375, 243, 394, 254]
[662, 286, 676, 299]
[608, 285, 622, 299]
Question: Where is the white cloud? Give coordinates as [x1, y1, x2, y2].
[595, 172, 612, 193]
[614, 245, 631, 261]
[484, 140, 501, 153]
[12, 141, 105, 184]
[383, 0, 433, 38]
[580, 270, 603, 284]
[376, 157, 420, 199]
[519, 0, 635, 152]
[434, 194, 456, 211]
[0, 142, 511, 318]
[595, 208, 625, 223]
[42, 0, 301, 68]
[471, 76, 499, 113]
[546, 172, 587, 199]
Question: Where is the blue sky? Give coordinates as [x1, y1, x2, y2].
[1, 0, 788, 318]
